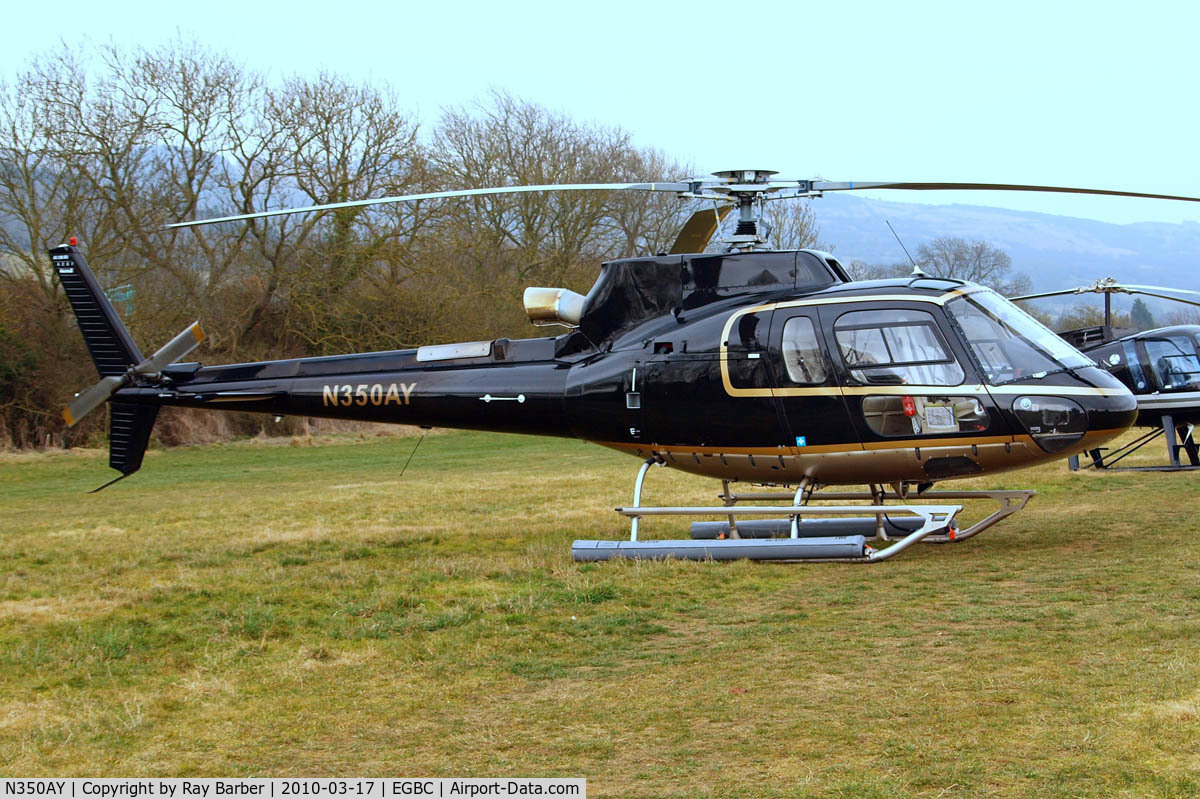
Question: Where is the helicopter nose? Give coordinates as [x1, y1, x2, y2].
[1007, 368, 1137, 455]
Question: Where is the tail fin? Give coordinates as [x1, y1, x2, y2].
[99, 402, 160, 489]
[52, 243, 158, 488]
[50, 244, 143, 377]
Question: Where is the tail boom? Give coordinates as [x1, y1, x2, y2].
[115, 357, 574, 438]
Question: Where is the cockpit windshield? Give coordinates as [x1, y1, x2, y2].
[947, 289, 1094, 385]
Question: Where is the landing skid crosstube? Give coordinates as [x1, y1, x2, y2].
[1069, 413, 1200, 471]
[572, 459, 1035, 563]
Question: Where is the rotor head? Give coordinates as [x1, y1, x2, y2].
[705, 170, 784, 251]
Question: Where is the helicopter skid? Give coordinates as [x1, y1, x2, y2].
[716, 487, 1036, 543]
[573, 460, 961, 562]
[1068, 413, 1200, 471]
[574, 504, 958, 562]
[572, 459, 1034, 562]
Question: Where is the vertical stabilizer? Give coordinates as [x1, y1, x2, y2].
[51, 244, 143, 377]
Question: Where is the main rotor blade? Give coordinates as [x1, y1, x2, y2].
[1118, 284, 1200, 299]
[134, 322, 205, 374]
[167, 182, 693, 229]
[1014, 283, 1200, 304]
[670, 205, 733, 254]
[807, 180, 1200, 204]
[62, 375, 124, 427]
[1122, 288, 1200, 309]
[1011, 288, 1088, 301]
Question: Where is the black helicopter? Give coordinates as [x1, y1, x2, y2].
[54, 170, 1200, 562]
[1015, 279, 1200, 470]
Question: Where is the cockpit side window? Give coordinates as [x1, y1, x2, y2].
[781, 316, 827, 384]
[833, 309, 965, 386]
[1143, 336, 1200, 390]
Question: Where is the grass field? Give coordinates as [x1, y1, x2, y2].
[2, 430, 1199, 796]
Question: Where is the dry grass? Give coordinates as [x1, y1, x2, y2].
[1, 429, 1199, 796]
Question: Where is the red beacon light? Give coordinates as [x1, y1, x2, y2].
[69, 236, 77, 246]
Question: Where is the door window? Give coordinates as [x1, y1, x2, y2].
[833, 309, 964, 386]
[781, 316, 827, 384]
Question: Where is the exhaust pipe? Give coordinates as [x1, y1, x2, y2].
[523, 287, 585, 327]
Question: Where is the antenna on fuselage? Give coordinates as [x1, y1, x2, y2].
[886, 220, 925, 276]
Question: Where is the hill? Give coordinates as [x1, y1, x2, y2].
[809, 193, 1200, 296]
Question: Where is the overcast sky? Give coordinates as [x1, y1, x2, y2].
[4, 0, 1199, 226]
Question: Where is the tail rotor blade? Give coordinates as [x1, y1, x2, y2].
[135, 322, 205, 375]
[63, 375, 124, 427]
[61, 322, 204, 428]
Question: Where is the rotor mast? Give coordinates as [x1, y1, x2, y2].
[711, 169, 778, 251]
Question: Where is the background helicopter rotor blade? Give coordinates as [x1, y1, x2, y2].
[1014, 283, 1200, 307]
[1119, 288, 1200, 309]
[805, 180, 1200, 204]
[669, 205, 733, 254]
[1012, 287, 1099, 301]
[166, 181, 694, 229]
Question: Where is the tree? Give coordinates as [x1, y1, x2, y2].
[1130, 298, 1155, 330]
[1055, 303, 1130, 332]
[0, 40, 781, 448]
[914, 237, 1031, 296]
[599, 145, 692, 259]
[433, 91, 623, 285]
[844, 260, 909, 281]
[1164, 308, 1200, 326]
[762, 200, 825, 252]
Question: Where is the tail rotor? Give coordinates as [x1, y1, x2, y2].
[62, 320, 205, 427]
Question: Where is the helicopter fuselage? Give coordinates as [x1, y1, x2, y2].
[1077, 325, 1200, 427]
[114, 250, 1137, 487]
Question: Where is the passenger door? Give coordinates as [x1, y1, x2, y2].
[824, 304, 1002, 447]
[767, 308, 861, 452]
